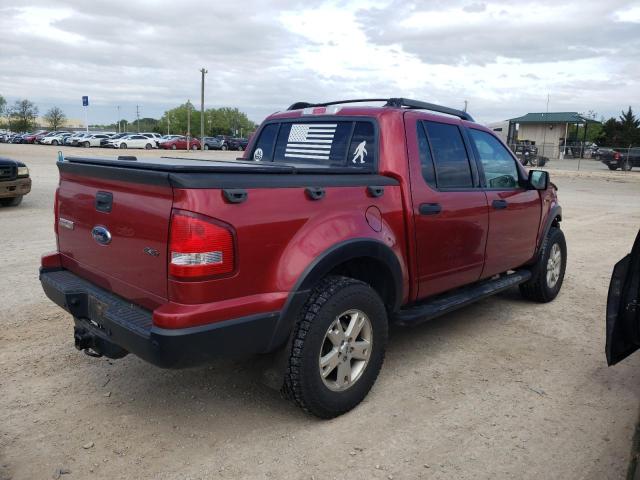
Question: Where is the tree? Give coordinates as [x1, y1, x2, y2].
[595, 107, 640, 147]
[43, 106, 66, 130]
[618, 106, 640, 146]
[158, 103, 256, 137]
[0, 95, 6, 117]
[9, 99, 38, 132]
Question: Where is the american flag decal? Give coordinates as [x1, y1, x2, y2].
[285, 123, 337, 160]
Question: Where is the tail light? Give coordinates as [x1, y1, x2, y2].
[169, 210, 235, 279]
[614, 152, 621, 160]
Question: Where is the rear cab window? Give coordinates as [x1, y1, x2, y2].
[250, 119, 376, 170]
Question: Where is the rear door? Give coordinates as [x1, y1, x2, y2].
[467, 128, 541, 277]
[406, 114, 489, 299]
[606, 230, 640, 365]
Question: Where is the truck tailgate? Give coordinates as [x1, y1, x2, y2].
[57, 169, 172, 304]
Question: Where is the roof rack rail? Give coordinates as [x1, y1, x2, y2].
[286, 97, 474, 122]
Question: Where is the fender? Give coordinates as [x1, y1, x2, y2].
[534, 205, 562, 260]
[266, 238, 404, 351]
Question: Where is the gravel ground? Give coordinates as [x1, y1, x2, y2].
[1, 144, 640, 480]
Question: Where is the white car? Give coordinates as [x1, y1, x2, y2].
[78, 134, 111, 148]
[41, 132, 71, 146]
[141, 132, 162, 145]
[110, 134, 156, 149]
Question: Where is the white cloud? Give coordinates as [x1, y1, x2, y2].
[0, 0, 638, 125]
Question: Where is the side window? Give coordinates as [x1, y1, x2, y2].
[423, 121, 473, 188]
[348, 122, 375, 167]
[251, 124, 279, 161]
[416, 122, 436, 187]
[469, 129, 519, 189]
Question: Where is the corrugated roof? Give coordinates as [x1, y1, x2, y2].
[509, 112, 599, 124]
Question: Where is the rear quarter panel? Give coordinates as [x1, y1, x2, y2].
[170, 183, 409, 309]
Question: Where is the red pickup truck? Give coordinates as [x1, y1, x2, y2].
[40, 98, 565, 418]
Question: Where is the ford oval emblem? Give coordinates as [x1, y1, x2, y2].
[91, 225, 112, 245]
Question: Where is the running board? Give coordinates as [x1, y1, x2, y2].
[394, 270, 532, 326]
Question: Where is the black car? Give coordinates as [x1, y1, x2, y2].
[227, 137, 249, 151]
[600, 148, 640, 171]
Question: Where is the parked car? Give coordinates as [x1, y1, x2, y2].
[0, 157, 31, 207]
[21, 130, 48, 144]
[157, 134, 182, 147]
[68, 133, 92, 146]
[141, 132, 162, 145]
[40, 97, 565, 418]
[10, 134, 25, 143]
[600, 148, 640, 171]
[78, 134, 112, 148]
[101, 133, 131, 147]
[159, 135, 201, 150]
[109, 134, 156, 149]
[605, 229, 640, 366]
[41, 132, 71, 146]
[227, 137, 249, 151]
[201, 136, 223, 150]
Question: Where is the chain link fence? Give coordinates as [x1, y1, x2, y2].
[507, 142, 639, 172]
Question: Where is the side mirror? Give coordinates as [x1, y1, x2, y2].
[528, 170, 549, 190]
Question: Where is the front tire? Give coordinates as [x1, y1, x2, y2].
[204, 144, 209, 150]
[171, 144, 177, 150]
[520, 227, 566, 302]
[0, 195, 23, 207]
[145, 143, 152, 149]
[608, 165, 618, 171]
[52, 140, 58, 146]
[283, 276, 388, 418]
[120, 143, 127, 149]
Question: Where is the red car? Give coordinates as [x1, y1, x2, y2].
[159, 135, 201, 150]
[21, 130, 48, 144]
[40, 97, 565, 418]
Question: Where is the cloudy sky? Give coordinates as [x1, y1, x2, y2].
[0, 0, 639, 126]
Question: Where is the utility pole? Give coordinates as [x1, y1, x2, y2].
[117, 105, 120, 133]
[136, 105, 140, 133]
[200, 67, 208, 150]
[463, 100, 468, 112]
[187, 101, 191, 150]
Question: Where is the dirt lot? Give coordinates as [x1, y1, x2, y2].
[1, 143, 640, 480]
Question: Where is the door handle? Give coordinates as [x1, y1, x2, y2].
[492, 199, 508, 210]
[419, 203, 442, 215]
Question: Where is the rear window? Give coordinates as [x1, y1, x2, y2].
[251, 120, 376, 169]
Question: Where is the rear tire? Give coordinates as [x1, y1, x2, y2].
[52, 140, 58, 146]
[520, 226, 566, 303]
[283, 276, 388, 418]
[0, 195, 23, 207]
[608, 165, 618, 171]
[120, 143, 127, 149]
[191, 144, 198, 150]
[204, 144, 209, 150]
[171, 145, 177, 150]
[84, 141, 90, 148]
[145, 143, 152, 149]
[622, 161, 633, 171]
[221, 145, 228, 151]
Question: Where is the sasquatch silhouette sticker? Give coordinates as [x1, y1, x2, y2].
[352, 140, 367, 164]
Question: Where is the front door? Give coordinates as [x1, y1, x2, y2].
[406, 114, 489, 300]
[466, 128, 541, 277]
[606, 230, 640, 366]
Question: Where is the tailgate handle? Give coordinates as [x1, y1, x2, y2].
[223, 189, 248, 204]
[367, 186, 385, 198]
[95, 191, 113, 213]
[305, 187, 325, 201]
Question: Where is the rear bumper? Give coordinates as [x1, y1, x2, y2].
[0, 177, 31, 198]
[40, 268, 280, 368]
